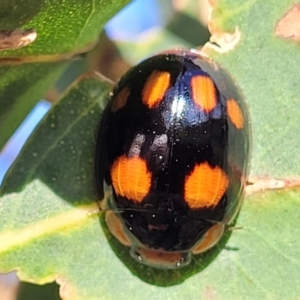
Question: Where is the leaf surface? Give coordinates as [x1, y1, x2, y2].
[1, 1, 300, 299]
[0, 0, 129, 149]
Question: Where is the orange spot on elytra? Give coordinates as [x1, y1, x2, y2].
[111, 87, 130, 112]
[191, 75, 217, 113]
[184, 162, 229, 209]
[227, 98, 244, 129]
[111, 155, 151, 202]
[142, 70, 170, 108]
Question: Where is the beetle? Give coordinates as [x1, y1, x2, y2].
[96, 50, 251, 269]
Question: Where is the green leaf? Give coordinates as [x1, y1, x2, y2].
[1, 160, 300, 298]
[1, 1, 300, 299]
[1, 72, 111, 196]
[204, 0, 300, 177]
[0, 0, 130, 149]
[0, 62, 67, 150]
[18, 282, 60, 300]
[1, 62, 300, 300]
[0, 0, 130, 58]
[0, 72, 113, 296]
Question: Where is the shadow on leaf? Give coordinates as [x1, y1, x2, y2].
[100, 213, 235, 287]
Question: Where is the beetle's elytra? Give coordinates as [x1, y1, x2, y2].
[96, 50, 251, 269]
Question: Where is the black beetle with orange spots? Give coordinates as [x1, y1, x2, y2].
[96, 50, 251, 269]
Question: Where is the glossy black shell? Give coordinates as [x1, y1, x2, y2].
[96, 51, 251, 252]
